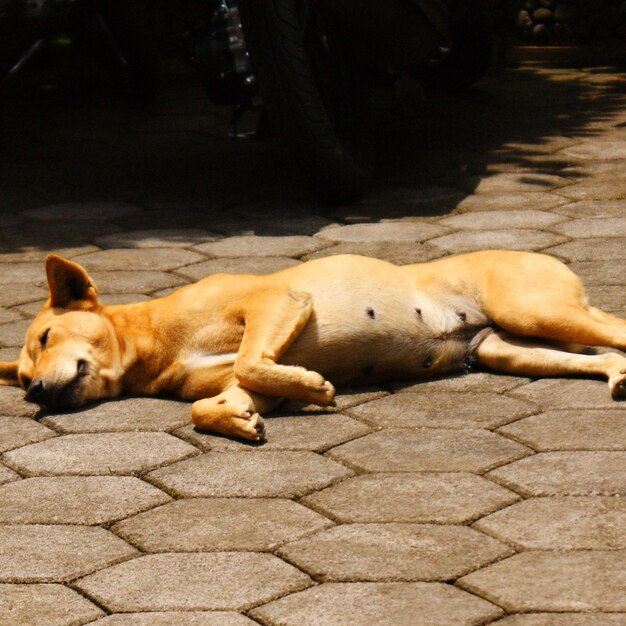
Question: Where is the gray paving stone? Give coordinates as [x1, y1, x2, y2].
[96, 229, 218, 249]
[346, 392, 537, 429]
[493, 614, 626, 625]
[585, 285, 625, 312]
[561, 141, 626, 160]
[328, 429, 531, 473]
[472, 173, 570, 194]
[72, 248, 206, 272]
[510, 379, 618, 409]
[174, 413, 370, 452]
[391, 372, 530, 393]
[457, 551, 626, 612]
[90, 613, 257, 625]
[0, 463, 20, 485]
[22, 202, 142, 221]
[301, 241, 443, 264]
[316, 222, 448, 243]
[3, 432, 198, 476]
[195, 235, 329, 258]
[474, 496, 626, 550]
[280, 387, 388, 413]
[0, 476, 171, 525]
[0, 525, 138, 582]
[554, 216, 626, 238]
[498, 410, 626, 451]
[546, 237, 626, 261]
[0, 583, 104, 626]
[301, 472, 520, 524]
[439, 210, 565, 230]
[455, 192, 568, 213]
[89, 270, 187, 294]
[147, 450, 352, 497]
[0, 319, 31, 347]
[277, 523, 512, 582]
[555, 199, 626, 218]
[42, 398, 191, 433]
[0, 284, 48, 307]
[0, 417, 56, 453]
[74, 553, 311, 612]
[177, 257, 300, 280]
[250, 582, 504, 626]
[350, 186, 466, 215]
[112, 498, 332, 552]
[0, 308, 25, 324]
[0, 263, 48, 286]
[429, 230, 565, 253]
[487, 451, 626, 496]
[569, 260, 626, 285]
[0, 386, 38, 417]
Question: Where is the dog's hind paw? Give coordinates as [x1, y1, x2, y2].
[609, 368, 626, 399]
[234, 412, 266, 441]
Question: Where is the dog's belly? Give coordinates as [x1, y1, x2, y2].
[281, 261, 488, 385]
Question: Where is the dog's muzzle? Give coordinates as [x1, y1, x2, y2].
[25, 369, 86, 409]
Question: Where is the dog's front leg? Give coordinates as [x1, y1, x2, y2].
[191, 385, 280, 441]
[234, 288, 336, 406]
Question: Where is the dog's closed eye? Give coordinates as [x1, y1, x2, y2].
[40, 328, 50, 349]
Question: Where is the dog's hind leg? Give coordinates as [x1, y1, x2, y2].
[191, 384, 281, 441]
[234, 288, 336, 406]
[476, 331, 626, 399]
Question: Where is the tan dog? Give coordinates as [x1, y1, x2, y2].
[2, 250, 625, 441]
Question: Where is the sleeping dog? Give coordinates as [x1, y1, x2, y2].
[1, 250, 625, 440]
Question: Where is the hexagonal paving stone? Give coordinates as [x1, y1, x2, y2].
[545, 237, 626, 261]
[0, 283, 47, 307]
[0, 386, 38, 417]
[0, 583, 104, 626]
[510, 379, 618, 409]
[91, 613, 257, 625]
[0, 319, 31, 347]
[177, 257, 300, 280]
[112, 498, 332, 552]
[585, 285, 626, 312]
[42, 398, 191, 433]
[555, 199, 626, 218]
[280, 387, 388, 413]
[249, 582, 504, 626]
[498, 410, 626, 451]
[302, 241, 443, 265]
[391, 372, 530, 394]
[301, 473, 520, 524]
[493, 614, 626, 625]
[439, 210, 565, 230]
[474, 496, 626, 550]
[95, 229, 218, 249]
[0, 307, 24, 324]
[0, 463, 20, 485]
[457, 551, 626, 612]
[346, 392, 537, 429]
[194, 235, 329, 258]
[472, 173, 569, 194]
[0, 417, 56, 453]
[555, 178, 626, 201]
[567, 260, 626, 286]
[316, 222, 448, 243]
[2, 433, 197, 476]
[429, 230, 565, 253]
[147, 451, 352, 497]
[0, 525, 138, 582]
[553, 217, 626, 238]
[488, 451, 626, 496]
[455, 192, 567, 213]
[74, 553, 311, 612]
[561, 140, 626, 160]
[327, 429, 530, 473]
[0, 263, 47, 286]
[89, 270, 187, 294]
[174, 413, 370, 452]
[277, 524, 512, 582]
[0, 476, 171, 525]
[72, 248, 206, 272]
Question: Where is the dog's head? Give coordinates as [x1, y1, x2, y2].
[0, 255, 125, 410]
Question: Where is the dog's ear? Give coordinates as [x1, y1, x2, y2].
[0, 360, 19, 386]
[45, 255, 100, 309]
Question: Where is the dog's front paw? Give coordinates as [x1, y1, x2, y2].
[302, 372, 336, 407]
[231, 411, 266, 441]
[609, 368, 626, 399]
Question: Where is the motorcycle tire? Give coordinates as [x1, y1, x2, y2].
[416, 0, 493, 93]
[240, 0, 375, 201]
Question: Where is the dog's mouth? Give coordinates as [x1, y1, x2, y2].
[25, 360, 91, 410]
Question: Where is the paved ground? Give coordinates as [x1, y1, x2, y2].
[0, 60, 625, 625]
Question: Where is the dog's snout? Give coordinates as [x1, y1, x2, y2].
[25, 378, 49, 404]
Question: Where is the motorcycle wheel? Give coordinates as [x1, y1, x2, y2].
[416, 0, 493, 93]
[240, 0, 375, 201]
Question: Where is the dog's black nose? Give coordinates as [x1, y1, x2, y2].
[25, 379, 49, 404]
